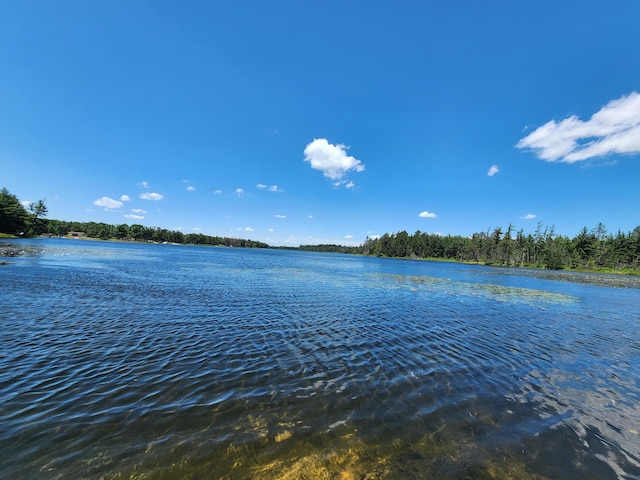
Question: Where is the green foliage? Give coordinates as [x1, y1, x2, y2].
[355, 224, 640, 272]
[298, 244, 359, 254]
[38, 219, 268, 248]
[3, 187, 639, 271]
[26, 199, 48, 235]
[0, 187, 50, 236]
[1, 187, 267, 248]
[182, 232, 268, 248]
[0, 188, 29, 235]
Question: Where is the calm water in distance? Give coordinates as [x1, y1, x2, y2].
[1, 238, 640, 479]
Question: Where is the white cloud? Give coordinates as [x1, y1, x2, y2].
[213, 189, 223, 194]
[93, 196, 124, 209]
[345, 235, 354, 240]
[20, 200, 31, 207]
[419, 210, 437, 218]
[487, 165, 499, 176]
[516, 91, 640, 163]
[124, 214, 144, 220]
[239, 227, 253, 232]
[140, 192, 164, 201]
[235, 188, 245, 197]
[275, 214, 286, 219]
[186, 186, 196, 191]
[138, 181, 150, 189]
[333, 179, 358, 189]
[308, 215, 314, 219]
[268, 228, 275, 232]
[257, 183, 283, 192]
[521, 213, 537, 220]
[303, 138, 365, 180]
[132, 208, 147, 214]
[121, 195, 131, 202]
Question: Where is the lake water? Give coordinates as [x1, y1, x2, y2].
[1, 238, 640, 479]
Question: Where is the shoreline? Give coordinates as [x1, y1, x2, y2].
[2, 236, 639, 277]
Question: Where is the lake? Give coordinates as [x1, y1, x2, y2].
[1, 238, 639, 479]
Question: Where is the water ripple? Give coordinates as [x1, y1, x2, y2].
[1, 240, 639, 478]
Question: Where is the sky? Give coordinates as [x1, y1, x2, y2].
[1, 1, 639, 246]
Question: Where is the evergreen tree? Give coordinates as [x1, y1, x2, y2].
[27, 199, 48, 235]
[0, 187, 30, 235]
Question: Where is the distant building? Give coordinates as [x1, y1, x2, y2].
[69, 232, 86, 237]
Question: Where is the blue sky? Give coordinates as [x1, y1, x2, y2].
[1, 1, 639, 246]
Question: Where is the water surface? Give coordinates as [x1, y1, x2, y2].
[1, 239, 639, 479]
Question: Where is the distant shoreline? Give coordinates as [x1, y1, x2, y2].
[2, 236, 639, 277]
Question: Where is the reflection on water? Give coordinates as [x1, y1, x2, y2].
[1, 239, 640, 479]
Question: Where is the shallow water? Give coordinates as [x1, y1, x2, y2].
[1, 238, 639, 479]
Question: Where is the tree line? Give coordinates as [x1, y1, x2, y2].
[3, 187, 639, 271]
[298, 244, 358, 254]
[43, 220, 269, 248]
[0, 188, 48, 237]
[355, 223, 640, 271]
[1, 187, 268, 249]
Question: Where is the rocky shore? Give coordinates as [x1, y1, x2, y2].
[0, 242, 44, 258]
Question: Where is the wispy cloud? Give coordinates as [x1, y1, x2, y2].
[237, 226, 254, 232]
[235, 188, 245, 197]
[132, 208, 147, 214]
[186, 186, 196, 191]
[257, 184, 283, 192]
[487, 165, 499, 177]
[304, 138, 365, 181]
[516, 91, 640, 163]
[124, 214, 144, 220]
[93, 196, 123, 209]
[120, 194, 131, 202]
[418, 210, 437, 218]
[274, 214, 286, 219]
[333, 179, 358, 188]
[521, 213, 537, 220]
[138, 181, 150, 189]
[140, 192, 163, 201]
[213, 189, 223, 195]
